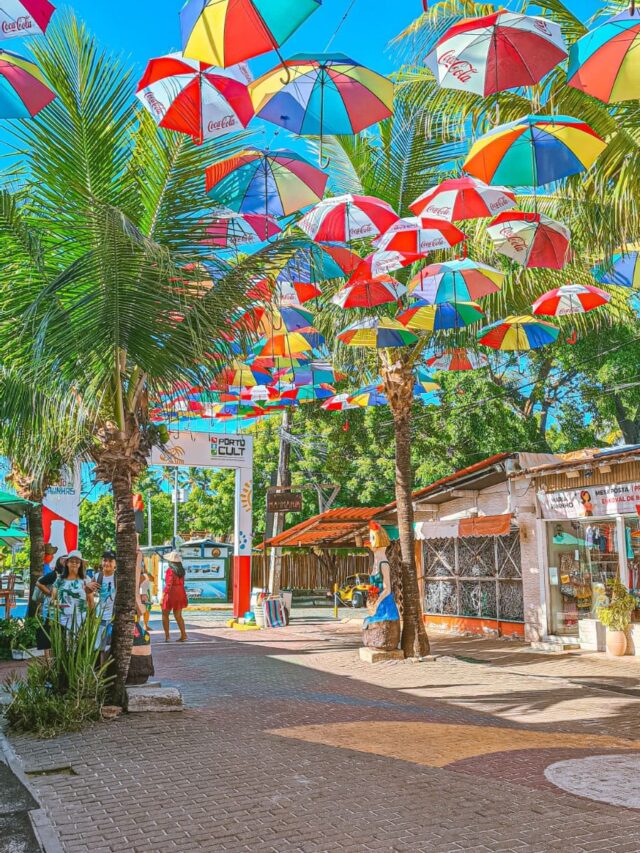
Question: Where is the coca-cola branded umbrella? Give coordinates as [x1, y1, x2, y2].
[136, 53, 253, 144]
[410, 177, 515, 222]
[532, 284, 611, 317]
[374, 217, 466, 255]
[331, 275, 406, 309]
[0, 0, 55, 40]
[204, 212, 281, 247]
[298, 194, 399, 242]
[487, 212, 571, 270]
[348, 251, 421, 282]
[425, 10, 567, 97]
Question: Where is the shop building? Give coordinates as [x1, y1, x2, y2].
[517, 446, 640, 650]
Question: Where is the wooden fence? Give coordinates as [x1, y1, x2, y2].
[251, 552, 370, 591]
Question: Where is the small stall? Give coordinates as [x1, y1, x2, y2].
[146, 539, 233, 604]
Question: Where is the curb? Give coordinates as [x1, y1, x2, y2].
[0, 730, 64, 853]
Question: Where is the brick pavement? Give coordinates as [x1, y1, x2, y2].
[4, 613, 640, 852]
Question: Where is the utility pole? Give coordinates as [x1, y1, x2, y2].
[172, 467, 179, 546]
[268, 408, 293, 595]
[147, 491, 152, 547]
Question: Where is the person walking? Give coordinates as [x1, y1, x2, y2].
[93, 550, 117, 662]
[161, 551, 188, 642]
[34, 555, 66, 655]
[51, 550, 94, 632]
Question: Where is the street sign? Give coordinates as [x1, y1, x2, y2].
[267, 491, 303, 513]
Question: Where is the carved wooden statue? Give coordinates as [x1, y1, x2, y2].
[363, 522, 400, 651]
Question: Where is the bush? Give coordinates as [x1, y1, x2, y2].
[0, 617, 39, 658]
[597, 579, 637, 632]
[3, 612, 113, 737]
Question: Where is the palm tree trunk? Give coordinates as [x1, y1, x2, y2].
[381, 355, 430, 659]
[109, 465, 140, 706]
[26, 502, 44, 617]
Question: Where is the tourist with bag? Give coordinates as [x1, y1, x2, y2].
[161, 551, 188, 642]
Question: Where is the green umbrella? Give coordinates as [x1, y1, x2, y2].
[0, 527, 28, 547]
[0, 490, 35, 529]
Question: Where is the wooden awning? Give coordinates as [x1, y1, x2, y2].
[415, 514, 513, 540]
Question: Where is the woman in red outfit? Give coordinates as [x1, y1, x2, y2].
[161, 551, 188, 642]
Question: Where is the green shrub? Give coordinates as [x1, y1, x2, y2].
[0, 617, 39, 658]
[598, 579, 637, 632]
[3, 612, 113, 737]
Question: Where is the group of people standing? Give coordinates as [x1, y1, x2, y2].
[33, 546, 189, 654]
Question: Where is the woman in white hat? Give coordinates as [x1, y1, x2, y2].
[161, 551, 188, 642]
[51, 550, 95, 632]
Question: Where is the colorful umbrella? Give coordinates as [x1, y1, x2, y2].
[321, 393, 360, 412]
[349, 251, 421, 282]
[180, 0, 321, 68]
[426, 348, 489, 372]
[374, 217, 466, 254]
[205, 149, 328, 217]
[464, 115, 607, 187]
[410, 177, 516, 222]
[424, 10, 566, 97]
[136, 53, 253, 143]
[532, 284, 611, 317]
[252, 330, 323, 358]
[213, 360, 272, 389]
[593, 245, 640, 288]
[337, 317, 419, 348]
[397, 300, 485, 332]
[0, 1, 55, 40]
[272, 361, 343, 387]
[205, 212, 281, 247]
[348, 384, 388, 408]
[0, 49, 55, 118]
[298, 194, 398, 242]
[247, 277, 321, 305]
[413, 367, 441, 393]
[278, 383, 336, 404]
[233, 304, 315, 336]
[409, 259, 504, 303]
[487, 212, 571, 270]
[568, 9, 640, 104]
[331, 275, 406, 309]
[274, 242, 360, 286]
[249, 53, 393, 159]
[477, 316, 560, 350]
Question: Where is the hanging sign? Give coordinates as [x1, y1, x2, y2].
[267, 491, 303, 514]
[538, 482, 640, 519]
[42, 464, 81, 560]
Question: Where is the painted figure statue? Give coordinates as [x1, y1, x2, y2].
[363, 522, 400, 651]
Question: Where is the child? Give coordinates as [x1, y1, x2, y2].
[139, 570, 154, 630]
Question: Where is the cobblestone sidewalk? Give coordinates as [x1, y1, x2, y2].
[4, 613, 640, 852]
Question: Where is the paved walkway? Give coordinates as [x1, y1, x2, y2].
[3, 611, 640, 852]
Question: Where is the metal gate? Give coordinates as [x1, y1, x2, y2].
[423, 530, 524, 622]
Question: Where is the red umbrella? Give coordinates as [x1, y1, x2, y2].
[348, 251, 421, 282]
[247, 277, 322, 305]
[374, 217, 466, 254]
[204, 213, 281, 247]
[332, 275, 406, 309]
[298, 194, 399, 241]
[532, 284, 611, 317]
[410, 177, 516, 222]
[487, 212, 571, 270]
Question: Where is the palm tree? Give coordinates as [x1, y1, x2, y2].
[0, 14, 294, 704]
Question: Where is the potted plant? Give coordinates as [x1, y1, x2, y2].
[8, 617, 41, 660]
[597, 580, 637, 657]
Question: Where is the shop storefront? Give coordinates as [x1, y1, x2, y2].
[526, 447, 640, 645]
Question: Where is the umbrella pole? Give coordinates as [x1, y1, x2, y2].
[319, 71, 330, 169]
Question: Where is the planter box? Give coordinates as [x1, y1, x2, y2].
[578, 619, 606, 652]
[11, 648, 43, 660]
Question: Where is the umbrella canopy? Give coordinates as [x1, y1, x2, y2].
[0, 526, 28, 547]
[321, 392, 360, 411]
[136, 53, 253, 143]
[487, 211, 571, 270]
[374, 217, 466, 254]
[205, 212, 281, 247]
[424, 10, 566, 97]
[272, 362, 341, 387]
[331, 275, 406, 309]
[348, 384, 388, 408]
[477, 315, 560, 350]
[0, 490, 34, 529]
[410, 177, 516, 222]
[413, 366, 441, 393]
[298, 194, 398, 242]
[274, 242, 360, 286]
[180, 0, 321, 67]
[205, 148, 328, 217]
[337, 317, 419, 348]
[426, 348, 489, 371]
[349, 251, 420, 282]
[0, 49, 55, 118]
[213, 360, 272, 389]
[409, 259, 504, 303]
[464, 115, 607, 187]
[233, 304, 315, 336]
[532, 284, 611, 317]
[0, 1, 55, 40]
[249, 53, 393, 137]
[279, 383, 335, 404]
[397, 300, 485, 332]
[568, 9, 640, 104]
[252, 330, 322, 357]
[593, 245, 640, 288]
[247, 277, 321, 305]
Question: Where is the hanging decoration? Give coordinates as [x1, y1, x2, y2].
[487, 212, 571, 270]
[410, 177, 516, 222]
[477, 315, 560, 350]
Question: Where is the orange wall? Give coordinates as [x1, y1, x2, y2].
[423, 614, 525, 639]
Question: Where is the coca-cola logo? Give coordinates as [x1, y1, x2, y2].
[438, 50, 478, 83]
[144, 91, 166, 117]
[350, 225, 373, 237]
[489, 197, 511, 212]
[207, 115, 236, 132]
[498, 225, 527, 253]
[425, 205, 451, 218]
[533, 19, 552, 36]
[419, 238, 447, 251]
[2, 15, 33, 33]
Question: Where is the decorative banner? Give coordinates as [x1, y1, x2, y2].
[151, 433, 253, 617]
[42, 464, 81, 561]
[538, 482, 640, 519]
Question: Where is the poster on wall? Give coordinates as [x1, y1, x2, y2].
[42, 465, 81, 560]
[538, 481, 640, 519]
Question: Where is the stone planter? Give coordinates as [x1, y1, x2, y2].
[606, 629, 628, 657]
[578, 618, 606, 652]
